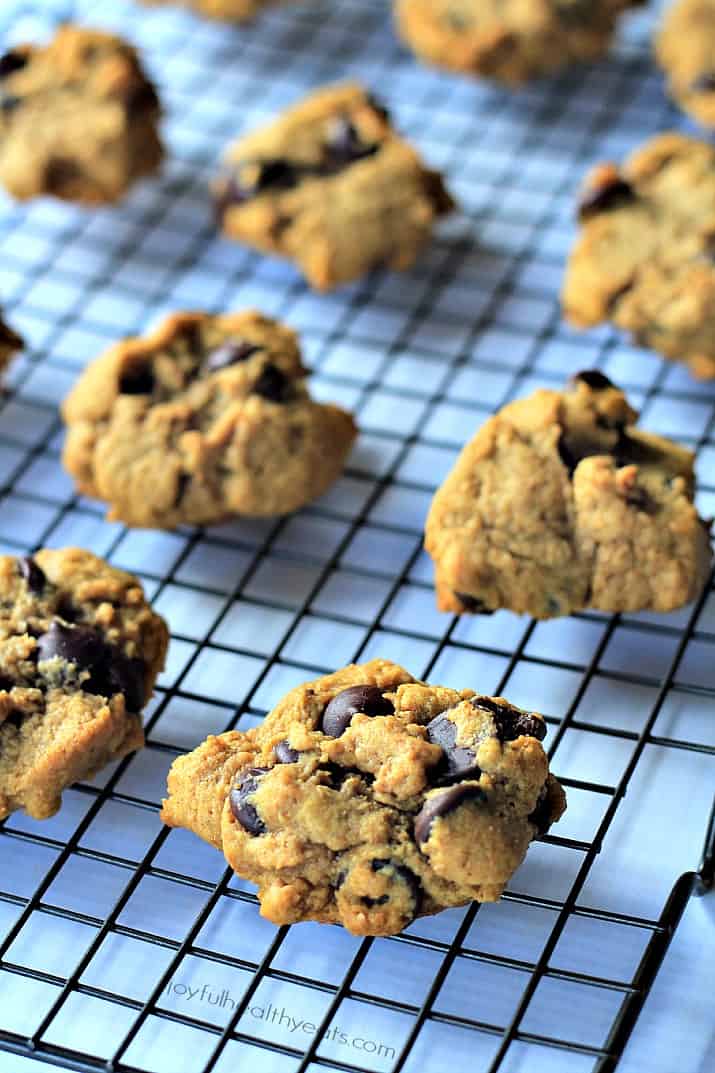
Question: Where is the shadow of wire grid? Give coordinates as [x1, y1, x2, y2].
[0, 0, 713, 1071]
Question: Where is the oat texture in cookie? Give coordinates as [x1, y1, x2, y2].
[0, 310, 22, 379]
[394, 1, 641, 85]
[141, 0, 296, 19]
[425, 372, 712, 619]
[61, 310, 357, 528]
[0, 547, 168, 820]
[656, 0, 715, 126]
[0, 25, 163, 204]
[161, 659, 566, 936]
[213, 82, 454, 291]
[563, 133, 715, 379]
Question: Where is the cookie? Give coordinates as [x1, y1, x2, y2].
[394, 1, 641, 86]
[162, 659, 565, 936]
[213, 82, 454, 291]
[425, 372, 712, 619]
[562, 133, 715, 379]
[61, 310, 357, 529]
[0, 311, 22, 378]
[141, 0, 292, 19]
[656, 0, 715, 126]
[0, 547, 168, 820]
[0, 26, 163, 204]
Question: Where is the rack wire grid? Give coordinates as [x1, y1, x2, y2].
[0, 1, 713, 1072]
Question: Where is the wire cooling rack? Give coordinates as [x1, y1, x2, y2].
[0, 1, 713, 1071]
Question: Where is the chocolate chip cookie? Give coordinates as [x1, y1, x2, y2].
[0, 547, 168, 820]
[426, 373, 712, 619]
[141, 0, 293, 18]
[213, 82, 454, 292]
[656, 0, 715, 126]
[563, 133, 715, 379]
[62, 310, 357, 529]
[0, 26, 162, 204]
[0, 310, 22, 379]
[161, 659, 566, 936]
[394, 1, 641, 85]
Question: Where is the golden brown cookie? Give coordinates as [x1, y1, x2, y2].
[394, 1, 641, 85]
[0, 26, 162, 204]
[563, 133, 715, 379]
[656, 0, 715, 126]
[213, 82, 454, 292]
[425, 372, 712, 619]
[61, 310, 357, 529]
[161, 659, 565, 936]
[0, 547, 169, 820]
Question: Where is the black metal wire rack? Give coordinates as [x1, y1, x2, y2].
[0, 1, 713, 1071]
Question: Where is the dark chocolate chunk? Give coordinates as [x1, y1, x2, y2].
[472, 697, 546, 743]
[274, 739, 300, 764]
[414, 783, 485, 846]
[578, 175, 635, 220]
[229, 767, 269, 835]
[126, 81, 159, 115]
[425, 712, 481, 782]
[624, 485, 659, 514]
[4, 708, 24, 728]
[362, 858, 421, 917]
[204, 340, 261, 373]
[119, 365, 155, 395]
[528, 784, 554, 835]
[454, 591, 493, 614]
[572, 370, 615, 391]
[323, 116, 378, 171]
[36, 620, 146, 711]
[0, 51, 28, 79]
[0, 675, 13, 692]
[251, 362, 292, 403]
[18, 556, 46, 594]
[321, 684, 394, 737]
[44, 157, 81, 193]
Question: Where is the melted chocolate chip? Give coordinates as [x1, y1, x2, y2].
[414, 783, 485, 846]
[323, 116, 378, 171]
[0, 675, 13, 692]
[274, 740, 300, 763]
[364, 858, 421, 917]
[204, 340, 261, 372]
[36, 620, 146, 711]
[0, 51, 28, 79]
[426, 713, 481, 782]
[557, 432, 580, 476]
[453, 591, 492, 614]
[251, 362, 292, 403]
[624, 485, 659, 514]
[472, 697, 546, 743]
[572, 370, 615, 391]
[4, 709, 24, 728]
[229, 767, 269, 834]
[321, 685, 394, 737]
[578, 175, 635, 220]
[44, 157, 81, 194]
[18, 556, 46, 594]
[119, 365, 155, 395]
[528, 784, 554, 835]
[126, 82, 159, 115]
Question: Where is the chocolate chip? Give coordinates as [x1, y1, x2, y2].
[274, 740, 300, 763]
[119, 365, 155, 395]
[18, 556, 46, 594]
[229, 767, 269, 835]
[578, 175, 635, 220]
[426, 713, 481, 782]
[572, 370, 614, 391]
[472, 697, 546, 743]
[0, 51, 28, 79]
[4, 709, 24, 728]
[414, 784, 485, 846]
[323, 116, 378, 171]
[624, 485, 658, 514]
[204, 340, 261, 372]
[454, 591, 493, 614]
[0, 675, 13, 692]
[126, 81, 159, 115]
[251, 362, 292, 403]
[36, 620, 146, 711]
[364, 858, 421, 916]
[689, 72, 715, 93]
[557, 432, 580, 476]
[528, 784, 554, 835]
[174, 473, 191, 509]
[0, 94, 21, 114]
[322, 685, 394, 737]
[44, 157, 81, 194]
